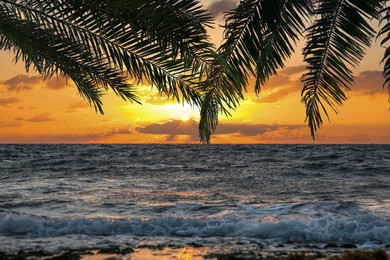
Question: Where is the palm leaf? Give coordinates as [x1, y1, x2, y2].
[60, 0, 216, 74]
[1, 0, 214, 112]
[302, 0, 383, 137]
[199, 0, 312, 143]
[378, 5, 390, 103]
[0, 2, 138, 113]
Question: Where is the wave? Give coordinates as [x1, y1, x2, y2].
[1, 211, 389, 245]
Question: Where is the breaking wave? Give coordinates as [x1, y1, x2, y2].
[1, 211, 389, 245]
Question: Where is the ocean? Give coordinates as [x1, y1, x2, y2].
[0, 144, 389, 254]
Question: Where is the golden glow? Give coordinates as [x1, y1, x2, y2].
[120, 247, 207, 260]
[0, 6, 389, 144]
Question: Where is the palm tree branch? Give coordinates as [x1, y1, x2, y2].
[3, 0, 206, 107]
[302, 0, 382, 137]
[199, 0, 261, 143]
[252, 0, 313, 91]
[378, 5, 390, 105]
[57, 0, 216, 73]
[0, 6, 139, 112]
[199, 0, 312, 143]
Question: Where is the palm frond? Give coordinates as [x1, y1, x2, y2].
[34, 0, 214, 106]
[198, 57, 244, 143]
[378, 5, 390, 103]
[62, 0, 216, 74]
[0, 2, 138, 112]
[1, 0, 214, 112]
[302, 0, 383, 137]
[199, 0, 312, 143]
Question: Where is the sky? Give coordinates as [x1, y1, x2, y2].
[0, 0, 389, 144]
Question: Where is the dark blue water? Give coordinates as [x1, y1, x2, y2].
[0, 144, 389, 253]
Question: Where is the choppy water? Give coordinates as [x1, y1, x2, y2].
[0, 144, 389, 253]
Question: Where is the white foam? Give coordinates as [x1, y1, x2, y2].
[0, 211, 389, 245]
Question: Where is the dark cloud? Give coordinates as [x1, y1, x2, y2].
[137, 119, 304, 140]
[1, 75, 41, 91]
[353, 70, 387, 96]
[0, 97, 20, 107]
[208, 0, 238, 20]
[138, 120, 199, 136]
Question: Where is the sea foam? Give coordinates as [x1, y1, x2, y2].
[0, 211, 389, 245]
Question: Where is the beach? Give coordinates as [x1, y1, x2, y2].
[1, 245, 389, 259]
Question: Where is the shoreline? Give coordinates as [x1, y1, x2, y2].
[1, 245, 389, 260]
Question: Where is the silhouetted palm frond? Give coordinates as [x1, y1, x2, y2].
[302, 0, 383, 137]
[0, 0, 213, 112]
[1, 0, 389, 143]
[199, 0, 312, 142]
[378, 5, 390, 102]
[0, 1, 136, 112]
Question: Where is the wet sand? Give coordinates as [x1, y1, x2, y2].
[3, 245, 388, 260]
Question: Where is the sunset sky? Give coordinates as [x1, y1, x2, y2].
[0, 0, 389, 144]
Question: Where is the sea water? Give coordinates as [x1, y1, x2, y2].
[0, 144, 389, 253]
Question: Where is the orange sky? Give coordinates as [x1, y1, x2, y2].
[0, 0, 389, 144]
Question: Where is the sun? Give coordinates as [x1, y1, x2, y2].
[182, 116, 190, 122]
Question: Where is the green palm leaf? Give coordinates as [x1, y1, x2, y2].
[302, 0, 383, 137]
[199, 0, 312, 143]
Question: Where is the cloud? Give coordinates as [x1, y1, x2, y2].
[143, 95, 170, 105]
[64, 101, 89, 113]
[217, 123, 303, 136]
[1, 74, 69, 92]
[138, 120, 199, 136]
[258, 87, 296, 103]
[353, 70, 387, 96]
[1, 75, 41, 91]
[0, 126, 133, 143]
[46, 77, 68, 90]
[0, 133, 104, 143]
[207, 0, 238, 20]
[23, 112, 54, 123]
[110, 127, 131, 135]
[0, 97, 20, 107]
[134, 85, 171, 105]
[250, 65, 306, 103]
[251, 68, 387, 102]
[282, 65, 307, 75]
[137, 119, 305, 141]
